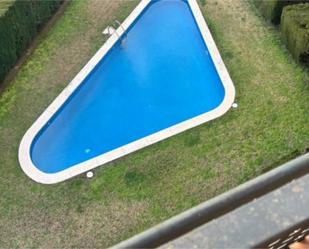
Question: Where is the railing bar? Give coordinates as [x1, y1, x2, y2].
[111, 153, 309, 249]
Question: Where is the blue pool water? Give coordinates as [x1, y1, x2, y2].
[31, 0, 225, 173]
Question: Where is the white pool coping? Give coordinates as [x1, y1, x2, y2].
[18, 0, 236, 184]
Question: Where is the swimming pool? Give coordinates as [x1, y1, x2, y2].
[19, 0, 235, 184]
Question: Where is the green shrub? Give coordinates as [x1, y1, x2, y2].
[0, 0, 63, 83]
[253, 0, 308, 24]
[281, 3, 309, 66]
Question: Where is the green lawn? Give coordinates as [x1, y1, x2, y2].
[0, 0, 308, 248]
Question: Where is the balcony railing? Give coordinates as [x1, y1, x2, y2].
[112, 153, 309, 249]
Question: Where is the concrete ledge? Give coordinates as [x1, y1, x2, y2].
[161, 174, 309, 249]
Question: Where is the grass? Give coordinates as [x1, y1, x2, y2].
[0, 0, 308, 247]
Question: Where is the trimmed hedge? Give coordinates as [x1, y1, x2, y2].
[0, 0, 63, 83]
[281, 3, 309, 66]
[253, 0, 308, 24]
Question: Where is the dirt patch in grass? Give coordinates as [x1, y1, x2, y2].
[0, 199, 147, 248]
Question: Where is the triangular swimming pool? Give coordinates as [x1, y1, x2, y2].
[19, 0, 235, 184]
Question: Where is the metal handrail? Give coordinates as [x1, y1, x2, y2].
[107, 26, 120, 38]
[112, 153, 309, 248]
[114, 19, 125, 34]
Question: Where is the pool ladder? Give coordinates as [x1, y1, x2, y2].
[106, 20, 127, 43]
[114, 20, 125, 35]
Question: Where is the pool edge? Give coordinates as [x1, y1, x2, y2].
[18, 0, 235, 184]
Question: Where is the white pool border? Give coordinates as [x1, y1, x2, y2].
[18, 0, 236, 184]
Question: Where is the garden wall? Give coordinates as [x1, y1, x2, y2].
[0, 0, 63, 83]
